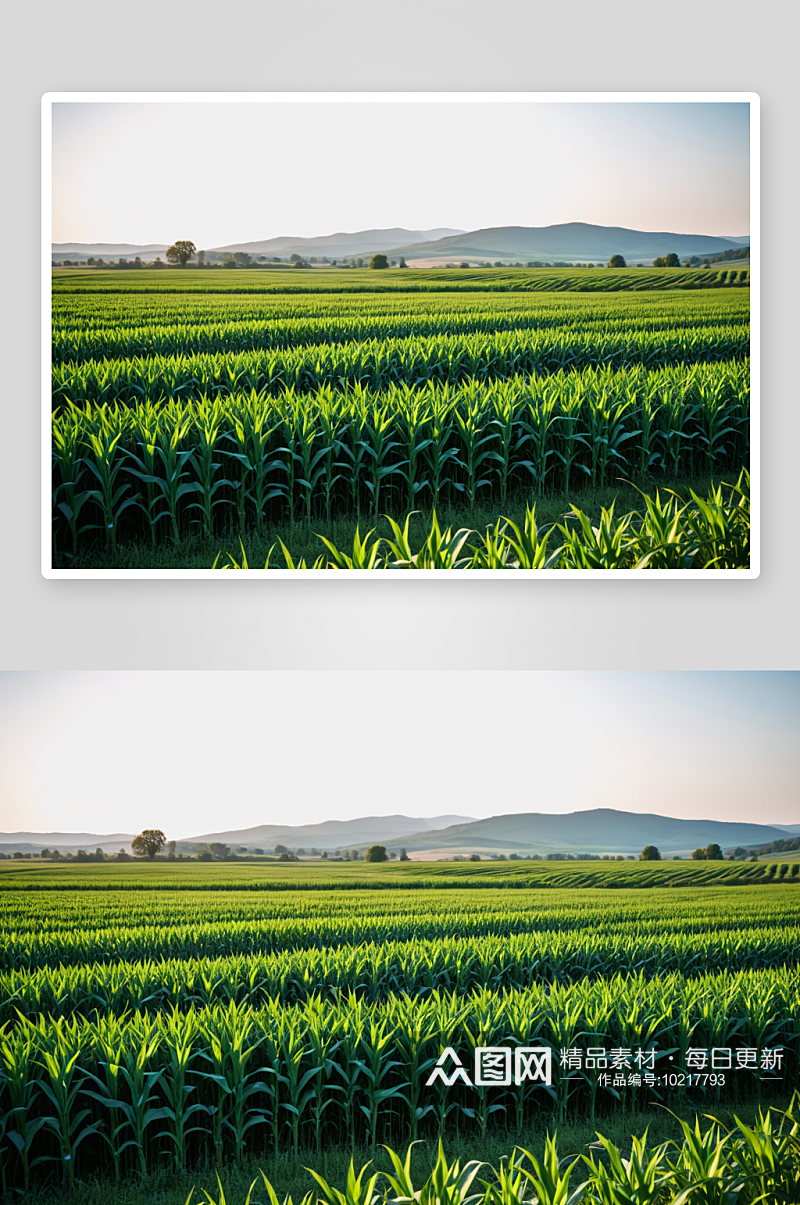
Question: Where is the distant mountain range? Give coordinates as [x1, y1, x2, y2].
[378, 810, 790, 857]
[0, 815, 474, 855]
[177, 814, 475, 852]
[384, 223, 748, 264]
[52, 229, 464, 263]
[2, 810, 791, 857]
[52, 223, 749, 266]
[210, 228, 465, 259]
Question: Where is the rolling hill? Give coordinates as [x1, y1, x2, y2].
[179, 814, 475, 852]
[379, 809, 791, 857]
[385, 222, 747, 264]
[0, 816, 475, 854]
[208, 228, 464, 260]
[52, 229, 464, 264]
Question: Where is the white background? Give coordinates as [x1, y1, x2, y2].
[0, 1, 797, 669]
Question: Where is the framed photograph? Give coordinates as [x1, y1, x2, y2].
[43, 92, 758, 577]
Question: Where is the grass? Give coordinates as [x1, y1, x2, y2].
[52, 475, 723, 571]
[16, 1094, 793, 1205]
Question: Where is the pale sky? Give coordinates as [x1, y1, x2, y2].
[51, 99, 751, 247]
[0, 672, 794, 837]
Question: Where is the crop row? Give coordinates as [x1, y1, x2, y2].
[6, 882, 795, 938]
[52, 325, 749, 410]
[51, 265, 749, 295]
[0, 971, 795, 1187]
[4, 882, 795, 933]
[4, 889, 794, 972]
[52, 286, 749, 333]
[52, 309, 751, 365]
[52, 361, 748, 554]
[2, 858, 788, 897]
[4, 927, 800, 1021]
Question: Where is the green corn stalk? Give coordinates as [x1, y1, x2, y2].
[93, 1035, 169, 1177]
[155, 1013, 209, 1173]
[307, 1157, 383, 1205]
[276, 1029, 319, 1158]
[52, 409, 94, 557]
[83, 1033, 130, 1180]
[517, 1135, 582, 1205]
[196, 1004, 270, 1166]
[666, 1115, 737, 1205]
[556, 504, 638, 570]
[81, 428, 139, 549]
[36, 1044, 101, 1185]
[451, 394, 495, 508]
[0, 1026, 48, 1192]
[355, 1019, 409, 1153]
[187, 419, 235, 539]
[494, 505, 560, 570]
[517, 394, 558, 496]
[360, 406, 406, 518]
[552, 391, 591, 497]
[317, 527, 385, 569]
[581, 1130, 671, 1205]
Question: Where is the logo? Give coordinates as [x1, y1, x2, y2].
[425, 1046, 552, 1088]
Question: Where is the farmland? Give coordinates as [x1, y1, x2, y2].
[50, 267, 751, 569]
[1, 860, 797, 1200]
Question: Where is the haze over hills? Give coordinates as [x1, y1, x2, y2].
[0, 832, 136, 854]
[1, 811, 791, 857]
[209, 228, 464, 259]
[52, 223, 748, 266]
[53, 243, 169, 258]
[52, 229, 464, 263]
[178, 815, 475, 851]
[0, 816, 475, 854]
[385, 223, 748, 264]
[378, 810, 790, 857]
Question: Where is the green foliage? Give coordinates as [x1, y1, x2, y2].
[131, 830, 167, 860]
[166, 242, 197, 268]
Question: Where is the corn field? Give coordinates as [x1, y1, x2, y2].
[50, 279, 749, 564]
[1, 865, 796, 1190]
[52, 264, 749, 295]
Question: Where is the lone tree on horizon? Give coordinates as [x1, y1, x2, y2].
[365, 844, 388, 862]
[131, 829, 167, 860]
[640, 845, 661, 860]
[369, 254, 389, 269]
[608, 254, 626, 268]
[166, 240, 196, 267]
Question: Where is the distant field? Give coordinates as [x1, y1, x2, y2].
[0, 860, 795, 1193]
[0, 855, 794, 890]
[52, 264, 749, 294]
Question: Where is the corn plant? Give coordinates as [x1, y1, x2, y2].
[581, 1130, 671, 1205]
[0, 1026, 48, 1192]
[36, 1041, 100, 1184]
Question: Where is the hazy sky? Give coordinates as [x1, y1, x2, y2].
[0, 672, 794, 837]
[51, 99, 751, 246]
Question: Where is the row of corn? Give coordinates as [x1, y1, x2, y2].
[5, 876, 794, 970]
[1, 975, 797, 1187]
[3, 929, 800, 1021]
[52, 362, 749, 555]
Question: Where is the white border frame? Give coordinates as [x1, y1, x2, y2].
[42, 91, 759, 579]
